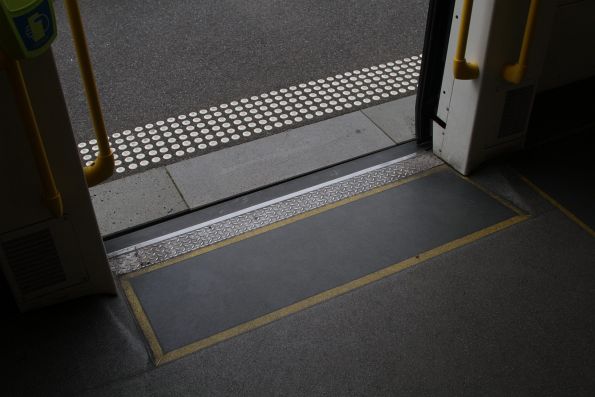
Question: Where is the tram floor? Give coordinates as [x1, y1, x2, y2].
[2, 132, 595, 396]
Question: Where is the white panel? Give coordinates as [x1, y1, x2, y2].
[434, 0, 558, 174]
[0, 50, 115, 310]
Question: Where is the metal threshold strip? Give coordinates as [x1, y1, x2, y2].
[108, 151, 444, 275]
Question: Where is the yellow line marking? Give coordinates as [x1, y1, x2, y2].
[459, 175, 526, 216]
[121, 279, 164, 364]
[518, 174, 595, 238]
[121, 165, 529, 365]
[153, 215, 528, 365]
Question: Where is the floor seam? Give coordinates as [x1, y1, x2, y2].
[165, 167, 191, 209]
[361, 111, 396, 144]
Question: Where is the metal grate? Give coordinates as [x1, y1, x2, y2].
[1, 229, 66, 296]
[498, 85, 535, 139]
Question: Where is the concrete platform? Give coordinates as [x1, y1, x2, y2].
[52, 0, 428, 145]
[165, 111, 393, 208]
[91, 98, 416, 236]
[362, 94, 416, 142]
[90, 168, 188, 234]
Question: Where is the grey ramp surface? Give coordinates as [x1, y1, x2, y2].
[52, 0, 428, 144]
[129, 169, 516, 353]
[166, 111, 395, 209]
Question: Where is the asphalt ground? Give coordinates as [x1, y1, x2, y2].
[52, 0, 428, 179]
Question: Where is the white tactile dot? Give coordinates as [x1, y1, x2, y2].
[78, 55, 422, 176]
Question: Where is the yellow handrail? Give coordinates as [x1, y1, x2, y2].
[0, 51, 63, 218]
[64, 0, 114, 187]
[502, 0, 540, 84]
[453, 0, 479, 80]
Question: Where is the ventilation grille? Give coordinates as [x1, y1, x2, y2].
[499, 85, 535, 138]
[1, 229, 66, 296]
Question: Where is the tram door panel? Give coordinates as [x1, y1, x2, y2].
[420, 0, 595, 174]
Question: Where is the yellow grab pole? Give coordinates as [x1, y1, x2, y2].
[0, 51, 63, 218]
[453, 0, 479, 80]
[64, 0, 114, 187]
[502, 0, 540, 84]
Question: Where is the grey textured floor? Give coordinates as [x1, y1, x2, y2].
[52, 0, 428, 177]
[514, 128, 595, 230]
[2, 159, 595, 396]
[129, 170, 515, 354]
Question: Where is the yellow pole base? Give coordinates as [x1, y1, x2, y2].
[453, 59, 480, 80]
[502, 63, 527, 85]
[83, 150, 115, 187]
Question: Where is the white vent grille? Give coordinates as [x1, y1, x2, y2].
[1, 229, 66, 296]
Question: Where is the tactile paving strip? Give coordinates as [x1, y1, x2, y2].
[109, 151, 443, 275]
[77, 55, 422, 176]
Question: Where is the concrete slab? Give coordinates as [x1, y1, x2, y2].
[166, 111, 395, 208]
[362, 94, 416, 143]
[90, 168, 188, 235]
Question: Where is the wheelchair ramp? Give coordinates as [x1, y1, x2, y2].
[112, 152, 527, 364]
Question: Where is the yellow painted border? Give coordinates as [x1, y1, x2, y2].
[518, 174, 595, 238]
[459, 175, 526, 217]
[121, 165, 529, 365]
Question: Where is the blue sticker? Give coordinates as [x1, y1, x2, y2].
[12, 0, 54, 52]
